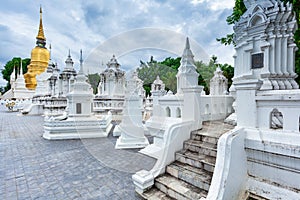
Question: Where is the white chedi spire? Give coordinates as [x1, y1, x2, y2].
[78, 49, 84, 75]
[65, 49, 74, 69]
[10, 65, 16, 82]
[176, 37, 199, 94]
[14, 59, 27, 90]
[19, 59, 24, 77]
[71, 50, 90, 94]
[75, 49, 88, 84]
[107, 55, 120, 69]
[178, 37, 197, 74]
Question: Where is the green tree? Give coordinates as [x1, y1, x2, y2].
[216, 0, 246, 45]
[219, 63, 234, 89]
[138, 56, 230, 95]
[87, 73, 100, 94]
[195, 56, 234, 94]
[1, 57, 30, 92]
[160, 57, 181, 71]
[137, 59, 178, 95]
[195, 57, 217, 90]
[217, 0, 300, 85]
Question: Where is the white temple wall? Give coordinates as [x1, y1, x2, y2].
[156, 95, 233, 121]
[207, 128, 248, 200]
[201, 95, 234, 121]
[158, 97, 183, 118]
[256, 92, 300, 132]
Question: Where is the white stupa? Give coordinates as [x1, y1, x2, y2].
[13, 60, 35, 99]
[114, 71, 149, 149]
[43, 50, 112, 140]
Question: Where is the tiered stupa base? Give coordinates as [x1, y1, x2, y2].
[115, 125, 149, 149]
[43, 115, 112, 140]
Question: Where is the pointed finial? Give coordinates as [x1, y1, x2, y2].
[11, 65, 16, 80]
[68, 49, 71, 57]
[185, 37, 190, 49]
[49, 44, 52, 59]
[20, 58, 23, 75]
[79, 49, 84, 73]
[80, 49, 83, 65]
[36, 5, 45, 41]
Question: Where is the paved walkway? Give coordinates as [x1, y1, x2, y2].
[0, 106, 156, 200]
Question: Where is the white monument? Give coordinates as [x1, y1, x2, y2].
[97, 55, 125, 97]
[210, 67, 228, 95]
[207, 1, 300, 199]
[151, 76, 166, 116]
[34, 46, 55, 97]
[2, 61, 35, 101]
[59, 50, 77, 96]
[21, 52, 71, 116]
[233, 0, 298, 90]
[43, 50, 112, 140]
[114, 71, 149, 149]
[14, 61, 35, 99]
[176, 38, 199, 95]
[94, 55, 126, 120]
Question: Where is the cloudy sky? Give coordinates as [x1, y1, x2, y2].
[0, 0, 235, 87]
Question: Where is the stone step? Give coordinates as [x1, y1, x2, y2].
[155, 174, 207, 200]
[183, 139, 217, 157]
[190, 133, 219, 145]
[141, 187, 175, 200]
[175, 150, 216, 173]
[248, 193, 269, 200]
[166, 161, 213, 191]
[191, 121, 234, 143]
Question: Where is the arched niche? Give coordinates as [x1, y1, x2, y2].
[166, 107, 171, 117]
[248, 12, 267, 27]
[205, 104, 210, 114]
[270, 108, 283, 129]
[176, 107, 181, 118]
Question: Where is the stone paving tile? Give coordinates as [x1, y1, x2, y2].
[0, 106, 156, 199]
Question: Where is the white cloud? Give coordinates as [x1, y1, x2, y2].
[191, 0, 235, 10]
[0, 0, 236, 87]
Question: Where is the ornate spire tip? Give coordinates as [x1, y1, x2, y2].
[185, 37, 190, 49]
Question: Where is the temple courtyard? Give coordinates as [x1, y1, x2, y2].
[0, 105, 156, 200]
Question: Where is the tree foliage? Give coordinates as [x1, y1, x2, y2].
[1, 57, 30, 92]
[195, 56, 234, 93]
[216, 0, 246, 45]
[87, 73, 100, 94]
[137, 59, 178, 95]
[138, 56, 233, 95]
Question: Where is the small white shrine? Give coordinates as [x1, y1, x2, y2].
[34, 46, 55, 97]
[2, 61, 35, 101]
[143, 76, 167, 120]
[59, 50, 77, 96]
[14, 62, 35, 99]
[93, 55, 126, 120]
[210, 67, 228, 95]
[43, 50, 112, 140]
[22, 51, 75, 116]
[114, 71, 149, 149]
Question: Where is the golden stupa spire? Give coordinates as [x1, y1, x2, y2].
[36, 5, 45, 41]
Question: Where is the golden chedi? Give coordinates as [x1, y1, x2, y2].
[24, 7, 50, 90]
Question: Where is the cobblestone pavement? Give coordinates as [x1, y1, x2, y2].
[0, 106, 156, 200]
